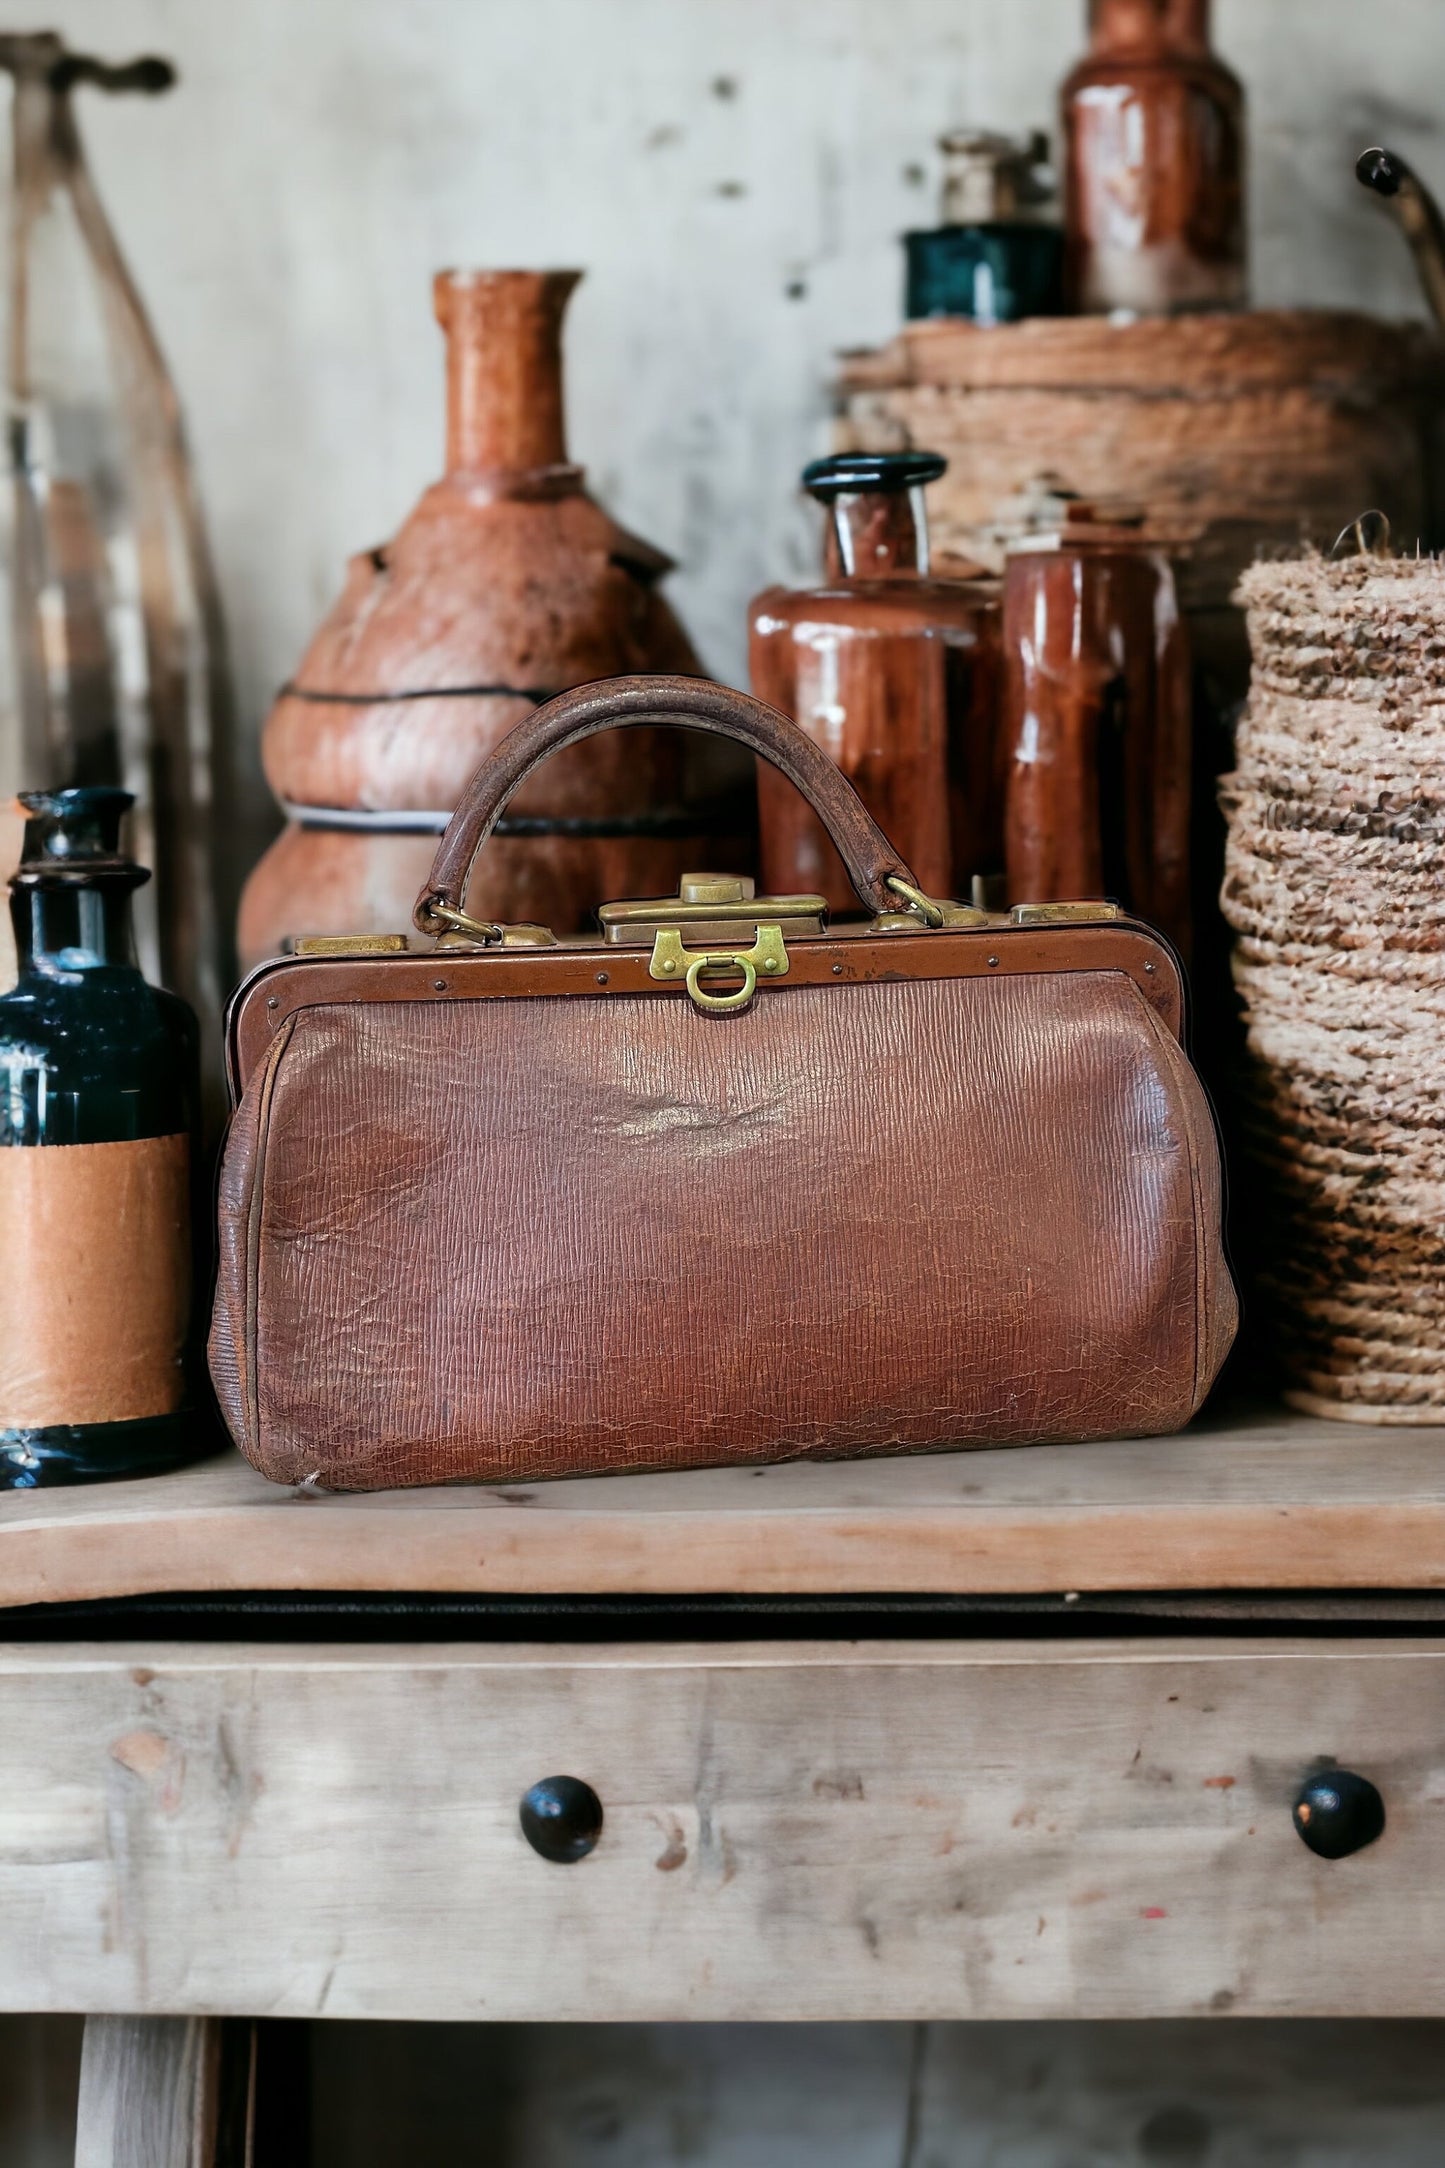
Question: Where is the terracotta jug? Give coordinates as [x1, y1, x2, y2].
[749, 452, 1000, 914]
[239, 270, 735, 966]
[1001, 505, 1192, 957]
[1061, 0, 1246, 315]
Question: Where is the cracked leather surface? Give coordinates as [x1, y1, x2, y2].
[210, 969, 1235, 1489]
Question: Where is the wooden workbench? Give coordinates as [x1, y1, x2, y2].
[2, 1402, 1441, 1607]
[8, 1402, 1445, 2162]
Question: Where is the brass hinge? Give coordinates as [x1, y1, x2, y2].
[598, 873, 825, 944]
[292, 932, 410, 956]
[1009, 902, 1124, 925]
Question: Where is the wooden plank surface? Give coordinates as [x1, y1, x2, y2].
[1, 1403, 1443, 1605]
[0, 1404, 1441, 1605]
[0, 1637, 1442, 2021]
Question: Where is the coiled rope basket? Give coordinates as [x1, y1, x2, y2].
[1223, 554, 1445, 1422]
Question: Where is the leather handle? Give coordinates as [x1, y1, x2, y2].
[416, 675, 921, 930]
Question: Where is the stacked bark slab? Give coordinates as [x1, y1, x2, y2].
[1223, 555, 1445, 1422]
[835, 311, 1445, 692]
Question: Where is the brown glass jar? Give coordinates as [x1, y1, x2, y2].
[1061, 0, 1246, 315]
[1002, 506, 1192, 957]
[749, 453, 1000, 913]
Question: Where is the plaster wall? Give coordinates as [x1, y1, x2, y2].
[28, 0, 1445, 843]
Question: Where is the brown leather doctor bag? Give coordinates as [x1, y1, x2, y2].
[211, 676, 1235, 1488]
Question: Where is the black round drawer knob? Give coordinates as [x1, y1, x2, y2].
[519, 1775, 603, 1862]
[1293, 1770, 1385, 1859]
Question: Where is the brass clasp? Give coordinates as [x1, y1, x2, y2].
[596, 874, 821, 1015]
[648, 923, 789, 1013]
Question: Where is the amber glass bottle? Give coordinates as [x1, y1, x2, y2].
[1001, 509, 1192, 959]
[0, 789, 204, 1486]
[750, 453, 1000, 913]
[1061, 0, 1246, 315]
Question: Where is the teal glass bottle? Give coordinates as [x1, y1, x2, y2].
[905, 130, 1064, 324]
[0, 788, 207, 1486]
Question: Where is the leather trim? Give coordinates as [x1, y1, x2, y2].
[1131, 985, 1209, 1410]
[227, 922, 1184, 1102]
[245, 1018, 294, 1455]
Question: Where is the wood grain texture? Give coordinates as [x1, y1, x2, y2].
[73, 2017, 252, 2168]
[1, 1637, 1443, 2021]
[0, 1406, 1442, 1606]
[835, 312, 1445, 618]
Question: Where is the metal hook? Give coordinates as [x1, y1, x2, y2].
[1356, 146, 1445, 332]
[1330, 511, 1393, 562]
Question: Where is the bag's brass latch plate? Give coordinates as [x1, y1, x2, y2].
[1009, 902, 1125, 925]
[292, 933, 410, 957]
[600, 873, 823, 1012]
[649, 923, 789, 1013]
[599, 872, 825, 947]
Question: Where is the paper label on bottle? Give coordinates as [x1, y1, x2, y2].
[0, 1134, 190, 1429]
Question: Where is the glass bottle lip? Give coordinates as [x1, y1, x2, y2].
[802, 451, 947, 501]
[14, 787, 148, 884]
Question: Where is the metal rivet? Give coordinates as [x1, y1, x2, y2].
[266, 997, 278, 1011]
[596, 971, 609, 985]
[1144, 962, 1156, 975]
[987, 955, 1000, 968]
[832, 962, 844, 976]
[433, 978, 447, 992]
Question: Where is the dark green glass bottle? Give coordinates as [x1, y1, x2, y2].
[904, 129, 1064, 324]
[0, 789, 209, 1486]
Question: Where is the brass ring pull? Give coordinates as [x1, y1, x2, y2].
[649, 925, 786, 1011]
[684, 955, 757, 1013]
[885, 876, 946, 928]
[418, 899, 504, 944]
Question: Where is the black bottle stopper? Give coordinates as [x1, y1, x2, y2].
[14, 788, 146, 888]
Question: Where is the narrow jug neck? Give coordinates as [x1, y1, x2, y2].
[433, 268, 581, 475]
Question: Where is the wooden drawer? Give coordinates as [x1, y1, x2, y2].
[0, 1638, 1441, 2022]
